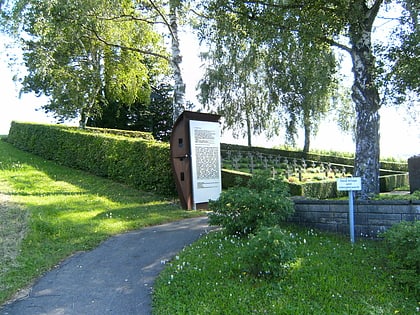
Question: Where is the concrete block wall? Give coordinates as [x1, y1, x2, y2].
[291, 198, 420, 238]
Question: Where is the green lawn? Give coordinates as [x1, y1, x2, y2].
[153, 226, 419, 314]
[0, 139, 204, 304]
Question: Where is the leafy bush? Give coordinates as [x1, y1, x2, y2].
[381, 220, 420, 294]
[7, 122, 176, 196]
[208, 175, 294, 236]
[242, 226, 297, 278]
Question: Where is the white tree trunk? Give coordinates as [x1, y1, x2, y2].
[169, 4, 186, 122]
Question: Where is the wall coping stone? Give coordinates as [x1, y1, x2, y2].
[292, 197, 418, 206]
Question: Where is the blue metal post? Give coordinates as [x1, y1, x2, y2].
[349, 190, 355, 243]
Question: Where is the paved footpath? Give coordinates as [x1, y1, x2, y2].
[1, 217, 213, 315]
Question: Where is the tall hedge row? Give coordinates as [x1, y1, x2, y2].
[7, 122, 176, 196]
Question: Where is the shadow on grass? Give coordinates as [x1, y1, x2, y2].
[0, 140, 178, 205]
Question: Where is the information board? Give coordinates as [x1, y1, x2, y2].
[189, 120, 222, 205]
[337, 177, 362, 191]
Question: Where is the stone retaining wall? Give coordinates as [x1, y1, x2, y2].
[290, 198, 420, 238]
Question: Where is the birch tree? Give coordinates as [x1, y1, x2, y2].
[199, 33, 275, 146]
[197, 0, 419, 199]
[148, 0, 186, 121]
[197, 8, 337, 149]
[169, 0, 186, 120]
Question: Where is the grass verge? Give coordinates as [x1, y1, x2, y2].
[0, 139, 204, 304]
[153, 226, 419, 314]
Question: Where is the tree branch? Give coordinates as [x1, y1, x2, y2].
[89, 13, 161, 25]
[367, 0, 384, 28]
[323, 37, 352, 54]
[147, 0, 176, 41]
[87, 26, 170, 61]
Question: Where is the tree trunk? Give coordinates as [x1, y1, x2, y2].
[246, 114, 252, 147]
[303, 110, 311, 153]
[303, 122, 310, 153]
[79, 109, 87, 129]
[349, 1, 382, 199]
[169, 3, 185, 122]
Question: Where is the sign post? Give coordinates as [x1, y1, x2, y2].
[337, 177, 362, 243]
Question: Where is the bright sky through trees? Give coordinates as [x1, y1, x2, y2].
[0, 23, 418, 160]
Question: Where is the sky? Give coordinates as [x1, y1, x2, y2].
[1, 18, 419, 160]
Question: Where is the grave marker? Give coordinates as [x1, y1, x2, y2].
[249, 156, 256, 173]
[271, 167, 277, 179]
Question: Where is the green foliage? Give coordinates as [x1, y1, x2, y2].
[3, 0, 170, 126]
[208, 175, 294, 235]
[87, 83, 174, 141]
[242, 226, 297, 278]
[197, 1, 338, 149]
[375, 190, 420, 201]
[381, 0, 420, 105]
[85, 127, 154, 140]
[381, 220, 420, 294]
[7, 122, 175, 196]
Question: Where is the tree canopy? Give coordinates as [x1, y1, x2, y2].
[198, 27, 337, 150]
[1, 0, 178, 127]
[196, 0, 419, 198]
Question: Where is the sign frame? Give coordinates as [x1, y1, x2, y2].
[337, 177, 362, 191]
[189, 120, 222, 209]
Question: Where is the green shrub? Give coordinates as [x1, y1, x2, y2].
[208, 175, 294, 236]
[381, 220, 420, 294]
[242, 226, 297, 278]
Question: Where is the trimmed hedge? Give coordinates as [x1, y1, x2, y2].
[221, 168, 344, 199]
[7, 122, 176, 196]
[85, 126, 154, 140]
[221, 169, 252, 189]
[380, 173, 409, 192]
[222, 169, 408, 199]
[7, 122, 409, 200]
[287, 180, 347, 199]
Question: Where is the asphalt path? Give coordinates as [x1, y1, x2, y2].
[1, 216, 213, 315]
